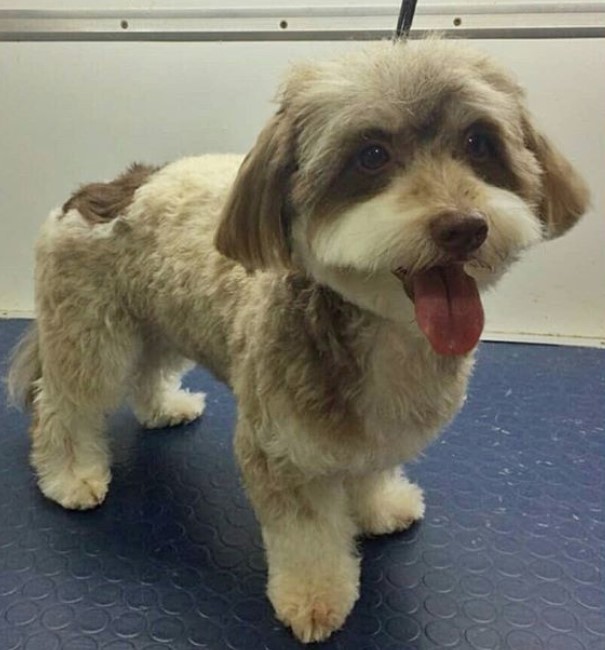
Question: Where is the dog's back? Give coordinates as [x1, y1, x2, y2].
[10, 154, 249, 408]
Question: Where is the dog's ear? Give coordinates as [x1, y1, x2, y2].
[215, 109, 297, 270]
[522, 113, 589, 239]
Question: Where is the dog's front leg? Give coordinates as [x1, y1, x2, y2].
[262, 477, 360, 643]
[236, 429, 359, 643]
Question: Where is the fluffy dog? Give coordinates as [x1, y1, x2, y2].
[8, 39, 588, 642]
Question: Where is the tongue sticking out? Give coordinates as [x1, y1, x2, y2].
[411, 266, 484, 356]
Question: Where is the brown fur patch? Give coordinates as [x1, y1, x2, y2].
[248, 273, 368, 440]
[299, 134, 401, 240]
[29, 398, 40, 442]
[62, 163, 160, 224]
[458, 122, 523, 195]
[299, 110, 536, 242]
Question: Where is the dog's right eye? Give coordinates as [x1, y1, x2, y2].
[465, 128, 497, 161]
[357, 144, 391, 172]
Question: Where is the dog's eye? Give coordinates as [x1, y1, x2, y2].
[465, 129, 496, 161]
[357, 144, 391, 172]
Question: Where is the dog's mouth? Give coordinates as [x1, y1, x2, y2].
[393, 265, 484, 356]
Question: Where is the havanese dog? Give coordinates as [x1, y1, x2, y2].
[8, 38, 588, 643]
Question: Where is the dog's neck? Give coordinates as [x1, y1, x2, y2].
[250, 270, 473, 474]
[283, 272, 367, 369]
[283, 270, 469, 370]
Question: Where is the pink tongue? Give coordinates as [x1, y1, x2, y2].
[412, 266, 484, 356]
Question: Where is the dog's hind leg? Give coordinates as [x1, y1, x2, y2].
[30, 316, 137, 510]
[346, 466, 425, 536]
[129, 342, 205, 429]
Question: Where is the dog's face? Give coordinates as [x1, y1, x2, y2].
[216, 39, 588, 355]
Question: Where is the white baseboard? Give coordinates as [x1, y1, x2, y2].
[0, 310, 34, 319]
[483, 330, 605, 349]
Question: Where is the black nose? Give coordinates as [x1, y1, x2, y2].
[430, 211, 488, 256]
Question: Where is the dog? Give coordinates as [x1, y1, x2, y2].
[8, 38, 588, 643]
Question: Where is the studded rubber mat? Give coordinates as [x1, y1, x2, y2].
[1, 319, 604, 650]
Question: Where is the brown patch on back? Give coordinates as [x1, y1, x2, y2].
[62, 163, 160, 224]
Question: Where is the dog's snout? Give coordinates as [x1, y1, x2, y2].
[430, 211, 488, 256]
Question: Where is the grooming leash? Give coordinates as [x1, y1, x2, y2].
[394, 0, 418, 40]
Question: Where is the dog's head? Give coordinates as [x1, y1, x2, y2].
[216, 39, 589, 355]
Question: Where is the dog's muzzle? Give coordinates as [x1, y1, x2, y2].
[393, 210, 489, 356]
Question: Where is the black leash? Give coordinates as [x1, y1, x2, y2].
[394, 0, 418, 40]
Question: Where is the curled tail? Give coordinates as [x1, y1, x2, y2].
[7, 322, 41, 409]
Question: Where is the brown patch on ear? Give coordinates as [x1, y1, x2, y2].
[215, 111, 297, 270]
[63, 163, 160, 224]
[523, 115, 589, 238]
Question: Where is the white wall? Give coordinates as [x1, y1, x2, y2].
[0, 38, 603, 346]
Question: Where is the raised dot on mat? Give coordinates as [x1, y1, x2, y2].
[424, 593, 458, 619]
[149, 616, 184, 643]
[5, 601, 39, 626]
[502, 601, 536, 628]
[63, 636, 99, 650]
[546, 633, 586, 650]
[112, 611, 147, 638]
[506, 629, 544, 650]
[463, 598, 497, 624]
[22, 576, 55, 600]
[574, 585, 605, 610]
[465, 625, 501, 650]
[385, 615, 421, 642]
[425, 619, 461, 647]
[77, 606, 110, 634]
[542, 605, 577, 633]
[24, 631, 61, 650]
[40, 603, 75, 631]
[460, 575, 494, 598]
[187, 618, 222, 646]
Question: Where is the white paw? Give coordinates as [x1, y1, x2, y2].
[358, 480, 425, 536]
[39, 469, 111, 510]
[140, 390, 206, 429]
[269, 568, 359, 643]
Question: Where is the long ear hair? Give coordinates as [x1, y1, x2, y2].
[215, 109, 297, 270]
[522, 113, 590, 239]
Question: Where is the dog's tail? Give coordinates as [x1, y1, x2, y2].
[6, 322, 42, 409]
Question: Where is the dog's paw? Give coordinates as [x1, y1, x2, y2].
[277, 597, 349, 644]
[38, 469, 111, 510]
[358, 479, 425, 536]
[269, 570, 359, 643]
[140, 390, 206, 429]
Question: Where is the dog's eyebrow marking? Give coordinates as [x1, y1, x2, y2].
[62, 162, 160, 224]
[359, 128, 393, 142]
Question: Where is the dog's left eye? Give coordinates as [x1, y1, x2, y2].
[357, 144, 391, 172]
[465, 129, 496, 161]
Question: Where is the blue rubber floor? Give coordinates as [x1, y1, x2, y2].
[0, 318, 603, 650]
